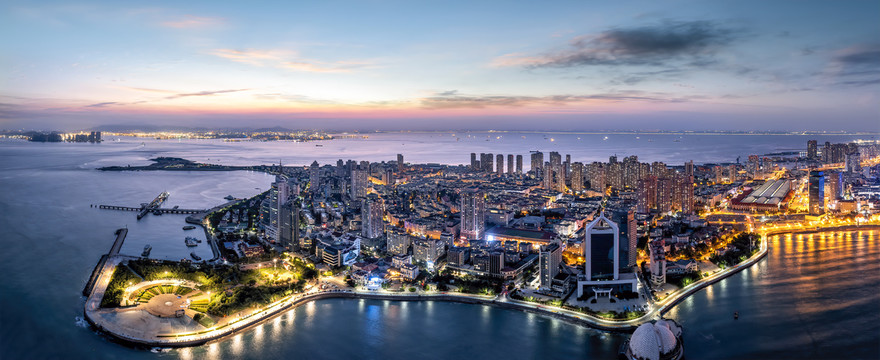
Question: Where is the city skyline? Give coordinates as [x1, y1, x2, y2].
[2, 0, 879, 131]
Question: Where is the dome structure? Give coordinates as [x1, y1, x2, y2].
[627, 320, 683, 360]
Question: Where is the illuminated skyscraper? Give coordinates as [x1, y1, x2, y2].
[361, 194, 384, 239]
[350, 167, 368, 199]
[309, 161, 320, 193]
[460, 188, 486, 240]
[809, 170, 824, 215]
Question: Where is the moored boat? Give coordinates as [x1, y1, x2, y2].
[141, 245, 152, 257]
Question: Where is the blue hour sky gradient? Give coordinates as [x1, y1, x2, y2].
[1, 0, 878, 131]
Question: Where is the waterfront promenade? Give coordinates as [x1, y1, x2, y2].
[83, 224, 879, 348]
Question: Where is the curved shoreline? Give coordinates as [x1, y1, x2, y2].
[84, 225, 878, 348]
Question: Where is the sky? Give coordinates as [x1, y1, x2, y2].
[1, 0, 879, 131]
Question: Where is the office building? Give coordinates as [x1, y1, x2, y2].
[809, 170, 824, 215]
[386, 228, 411, 255]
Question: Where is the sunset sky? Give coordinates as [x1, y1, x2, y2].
[1, 0, 878, 131]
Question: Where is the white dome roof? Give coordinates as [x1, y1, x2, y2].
[654, 324, 677, 354]
[630, 323, 661, 360]
[629, 321, 680, 360]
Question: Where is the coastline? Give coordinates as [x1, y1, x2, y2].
[83, 224, 880, 348]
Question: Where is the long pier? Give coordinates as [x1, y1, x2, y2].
[98, 205, 207, 215]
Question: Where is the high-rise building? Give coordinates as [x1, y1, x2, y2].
[350, 167, 369, 199]
[515, 154, 523, 174]
[488, 251, 505, 274]
[684, 160, 694, 178]
[649, 239, 666, 287]
[309, 161, 320, 193]
[543, 162, 554, 190]
[676, 174, 694, 214]
[279, 200, 300, 252]
[397, 154, 404, 173]
[507, 154, 514, 174]
[652, 162, 667, 179]
[588, 162, 606, 190]
[481, 153, 494, 173]
[460, 188, 486, 240]
[609, 206, 637, 269]
[571, 162, 584, 192]
[470, 153, 478, 170]
[809, 170, 825, 215]
[530, 151, 544, 178]
[413, 238, 445, 266]
[608, 162, 624, 190]
[361, 195, 384, 239]
[823, 141, 832, 163]
[447, 247, 470, 267]
[807, 140, 818, 159]
[539, 243, 562, 289]
[496, 154, 504, 175]
[584, 212, 619, 281]
[656, 177, 674, 213]
[623, 155, 640, 189]
[637, 176, 657, 213]
[714, 166, 724, 184]
[386, 228, 411, 255]
[845, 152, 862, 173]
[827, 171, 843, 201]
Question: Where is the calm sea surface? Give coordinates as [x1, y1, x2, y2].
[0, 133, 877, 359]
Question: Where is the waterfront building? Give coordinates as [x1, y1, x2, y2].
[316, 235, 361, 267]
[413, 238, 445, 267]
[400, 263, 420, 281]
[543, 162, 553, 190]
[577, 212, 639, 298]
[515, 154, 523, 174]
[729, 179, 792, 212]
[809, 170, 825, 215]
[397, 154, 404, 173]
[361, 194, 384, 239]
[386, 227, 411, 255]
[507, 154, 514, 174]
[497, 154, 504, 175]
[470, 153, 477, 170]
[625, 320, 684, 360]
[539, 243, 562, 290]
[460, 188, 486, 240]
[808, 140, 818, 159]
